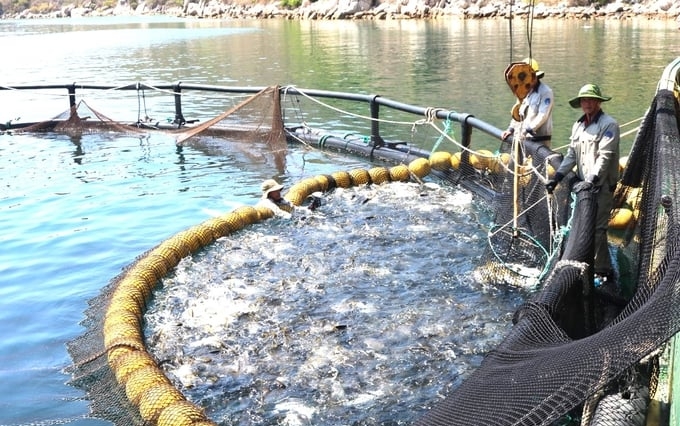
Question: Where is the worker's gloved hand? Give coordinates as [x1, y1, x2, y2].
[572, 174, 599, 193]
[308, 192, 323, 211]
[572, 180, 593, 193]
[545, 172, 564, 194]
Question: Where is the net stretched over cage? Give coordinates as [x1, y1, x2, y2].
[415, 89, 680, 425]
[11, 85, 286, 145]
[11, 100, 149, 135]
[174, 86, 285, 146]
[173, 86, 288, 172]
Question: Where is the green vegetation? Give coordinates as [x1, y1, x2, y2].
[279, 0, 301, 9]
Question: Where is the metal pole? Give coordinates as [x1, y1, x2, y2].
[68, 83, 76, 110]
[173, 82, 185, 126]
[369, 95, 384, 148]
[460, 114, 474, 177]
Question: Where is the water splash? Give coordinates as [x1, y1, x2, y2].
[145, 181, 527, 425]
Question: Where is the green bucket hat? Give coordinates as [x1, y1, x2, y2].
[569, 83, 612, 108]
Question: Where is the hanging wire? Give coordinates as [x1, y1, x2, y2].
[526, 0, 536, 59]
[508, 0, 514, 63]
[136, 83, 151, 124]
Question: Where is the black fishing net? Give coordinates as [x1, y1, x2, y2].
[474, 137, 568, 288]
[415, 89, 680, 425]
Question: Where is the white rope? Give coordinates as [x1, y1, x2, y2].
[620, 116, 644, 128]
[487, 193, 549, 239]
[621, 126, 640, 138]
[283, 85, 421, 126]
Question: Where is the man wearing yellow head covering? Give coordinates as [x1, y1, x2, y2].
[501, 58, 554, 147]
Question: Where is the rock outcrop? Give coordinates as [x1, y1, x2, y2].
[8, 0, 680, 21]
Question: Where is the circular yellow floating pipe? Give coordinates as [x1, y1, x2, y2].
[331, 170, 352, 188]
[450, 152, 461, 170]
[314, 174, 332, 191]
[125, 365, 174, 405]
[389, 164, 409, 181]
[156, 400, 210, 426]
[102, 161, 450, 425]
[408, 157, 431, 178]
[113, 350, 158, 386]
[429, 151, 452, 171]
[473, 149, 493, 170]
[139, 383, 187, 423]
[368, 167, 390, 184]
[350, 168, 371, 186]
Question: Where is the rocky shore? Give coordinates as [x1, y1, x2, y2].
[7, 0, 680, 21]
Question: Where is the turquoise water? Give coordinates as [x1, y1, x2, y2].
[0, 16, 678, 425]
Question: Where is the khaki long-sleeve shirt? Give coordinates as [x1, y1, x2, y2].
[508, 80, 554, 140]
[556, 110, 620, 189]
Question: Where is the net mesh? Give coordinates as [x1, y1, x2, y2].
[12, 85, 286, 150]
[473, 136, 569, 288]
[172, 86, 288, 172]
[174, 86, 285, 146]
[12, 100, 149, 135]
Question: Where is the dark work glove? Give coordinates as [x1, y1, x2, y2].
[572, 180, 594, 193]
[545, 172, 564, 194]
[307, 192, 322, 211]
[545, 179, 558, 194]
[572, 174, 599, 193]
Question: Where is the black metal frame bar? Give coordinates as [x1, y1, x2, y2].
[0, 82, 504, 149]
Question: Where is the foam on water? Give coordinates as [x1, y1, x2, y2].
[144, 181, 528, 425]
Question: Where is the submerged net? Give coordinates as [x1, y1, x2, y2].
[12, 100, 149, 135]
[415, 89, 680, 425]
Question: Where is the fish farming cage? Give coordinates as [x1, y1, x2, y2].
[417, 87, 680, 425]
[5, 77, 674, 424]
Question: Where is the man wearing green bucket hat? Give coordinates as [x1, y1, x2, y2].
[545, 83, 620, 282]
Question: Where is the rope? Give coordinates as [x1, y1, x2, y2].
[281, 87, 309, 137]
[430, 112, 456, 153]
[136, 83, 151, 123]
[507, 0, 514, 63]
[486, 224, 549, 279]
[280, 87, 482, 163]
[284, 85, 422, 126]
[487, 193, 550, 239]
[621, 126, 640, 138]
[620, 116, 644, 128]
